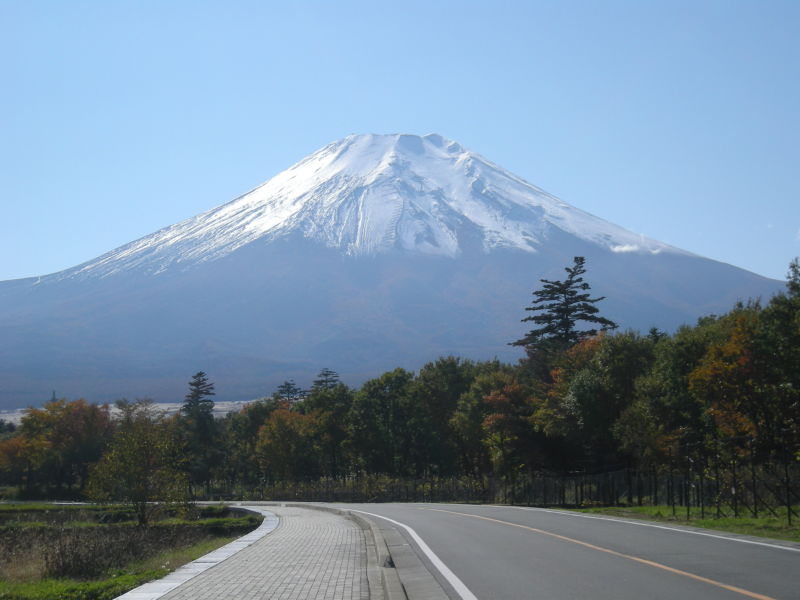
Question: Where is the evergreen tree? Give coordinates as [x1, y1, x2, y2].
[786, 256, 800, 297]
[312, 368, 340, 391]
[512, 256, 617, 353]
[180, 371, 218, 494]
[182, 371, 216, 418]
[275, 380, 306, 405]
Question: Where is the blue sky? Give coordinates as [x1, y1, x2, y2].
[1, 0, 798, 281]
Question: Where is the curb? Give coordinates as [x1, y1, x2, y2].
[285, 503, 407, 600]
[348, 511, 407, 600]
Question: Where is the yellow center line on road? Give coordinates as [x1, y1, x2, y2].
[420, 507, 776, 600]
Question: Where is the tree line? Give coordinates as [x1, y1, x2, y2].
[0, 257, 797, 502]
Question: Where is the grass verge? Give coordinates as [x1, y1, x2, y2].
[0, 535, 237, 600]
[569, 505, 800, 543]
[0, 504, 259, 600]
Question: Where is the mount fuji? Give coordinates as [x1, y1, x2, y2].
[0, 133, 783, 408]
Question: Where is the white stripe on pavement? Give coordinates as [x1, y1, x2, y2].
[349, 508, 479, 600]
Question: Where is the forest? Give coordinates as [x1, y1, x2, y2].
[0, 258, 798, 510]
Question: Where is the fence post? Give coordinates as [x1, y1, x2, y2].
[714, 450, 721, 519]
[527, 474, 532, 507]
[670, 457, 676, 518]
[609, 472, 614, 505]
[750, 443, 759, 518]
[653, 470, 659, 506]
[784, 443, 793, 527]
[626, 469, 633, 505]
[686, 454, 692, 520]
[636, 471, 643, 506]
[699, 457, 705, 520]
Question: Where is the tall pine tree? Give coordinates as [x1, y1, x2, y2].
[312, 368, 340, 391]
[182, 371, 216, 419]
[512, 256, 617, 353]
[275, 380, 306, 405]
[180, 371, 218, 494]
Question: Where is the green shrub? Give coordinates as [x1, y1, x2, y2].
[0, 506, 262, 581]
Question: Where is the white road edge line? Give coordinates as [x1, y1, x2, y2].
[496, 505, 800, 553]
[349, 508, 479, 600]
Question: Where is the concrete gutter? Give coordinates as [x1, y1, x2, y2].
[284, 503, 405, 600]
[286, 503, 450, 600]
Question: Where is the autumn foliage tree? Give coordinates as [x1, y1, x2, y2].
[689, 311, 761, 446]
[88, 399, 187, 526]
[451, 369, 514, 478]
[0, 435, 37, 491]
[217, 397, 284, 489]
[0, 399, 114, 495]
[1, 260, 797, 498]
[481, 381, 537, 478]
[256, 408, 320, 481]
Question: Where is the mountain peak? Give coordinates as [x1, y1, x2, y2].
[59, 133, 682, 281]
[309, 133, 467, 180]
[1, 135, 782, 408]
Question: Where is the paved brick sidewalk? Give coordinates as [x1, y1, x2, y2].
[158, 505, 369, 600]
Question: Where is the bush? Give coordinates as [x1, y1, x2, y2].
[0, 506, 261, 581]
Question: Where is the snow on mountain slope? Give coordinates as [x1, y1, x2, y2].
[56, 133, 684, 280]
[0, 133, 784, 408]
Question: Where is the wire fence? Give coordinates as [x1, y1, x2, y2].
[499, 459, 799, 525]
[211, 453, 799, 525]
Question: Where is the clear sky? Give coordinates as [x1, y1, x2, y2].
[1, 0, 798, 281]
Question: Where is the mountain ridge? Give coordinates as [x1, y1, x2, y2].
[0, 133, 783, 408]
[27, 133, 688, 284]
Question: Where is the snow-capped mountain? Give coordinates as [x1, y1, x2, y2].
[0, 134, 783, 408]
[57, 133, 679, 280]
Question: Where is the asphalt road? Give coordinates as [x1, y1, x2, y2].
[333, 503, 799, 600]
